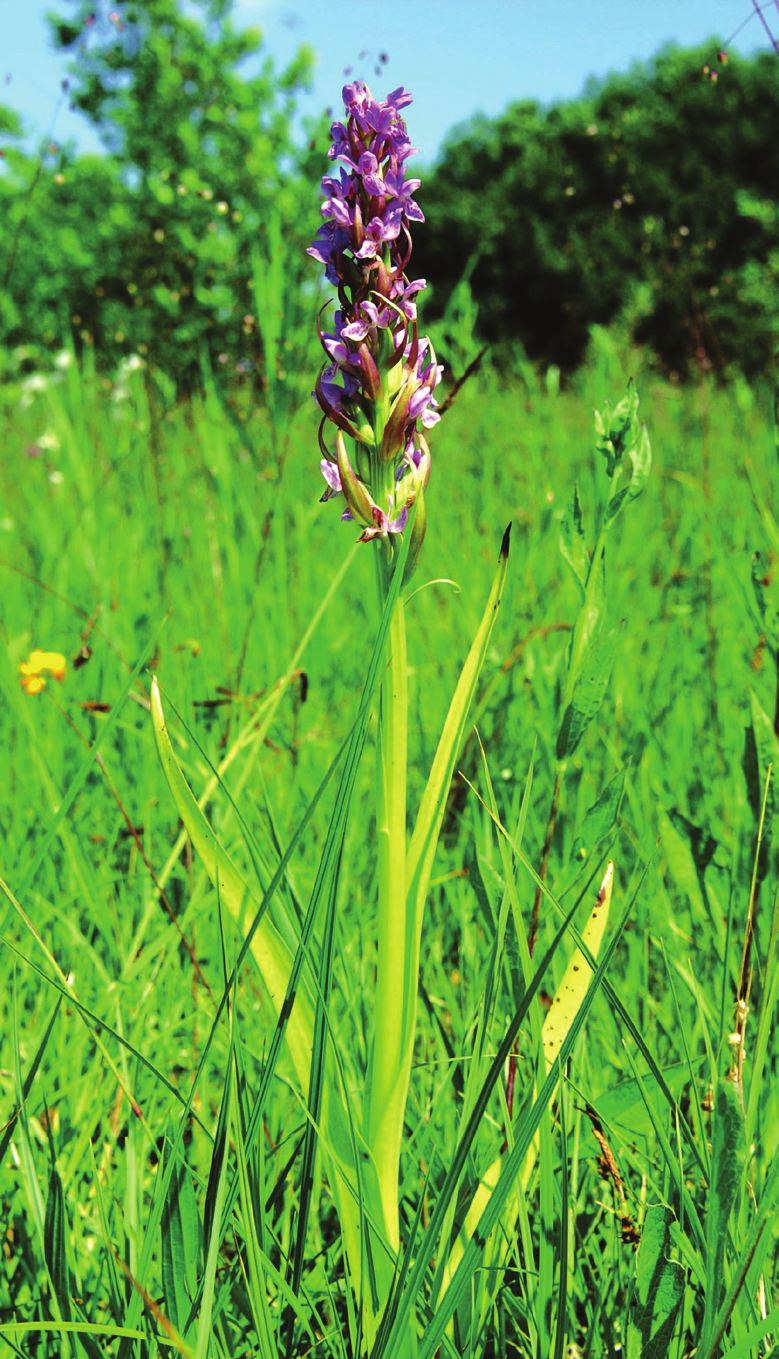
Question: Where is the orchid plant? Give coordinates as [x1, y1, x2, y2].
[149, 82, 650, 1355]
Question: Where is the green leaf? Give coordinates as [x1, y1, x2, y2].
[407, 524, 511, 934]
[743, 688, 777, 826]
[595, 378, 640, 475]
[742, 688, 777, 888]
[160, 1142, 199, 1337]
[146, 176, 175, 205]
[596, 1059, 704, 1137]
[44, 1164, 70, 1322]
[605, 425, 652, 527]
[750, 552, 778, 644]
[560, 483, 588, 595]
[150, 679, 317, 1095]
[658, 806, 709, 924]
[557, 622, 622, 759]
[196, 1057, 233, 1359]
[627, 1206, 684, 1359]
[699, 1147, 779, 1359]
[0, 997, 61, 1170]
[202, 1060, 232, 1261]
[566, 766, 626, 873]
[699, 1077, 746, 1356]
[566, 545, 607, 694]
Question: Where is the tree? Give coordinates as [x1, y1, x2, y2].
[415, 43, 779, 378]
[33, 0, 325, 387]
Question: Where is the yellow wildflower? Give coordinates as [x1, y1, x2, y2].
[19, 649, 67, 696]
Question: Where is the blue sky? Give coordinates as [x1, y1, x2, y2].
[2, 0, 773, 166]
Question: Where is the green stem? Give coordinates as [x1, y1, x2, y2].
[532, 466, 620, 953]
[367, 579, 408, 1254]
[564, 466, 620, 702]
[528, 763, 563, 955]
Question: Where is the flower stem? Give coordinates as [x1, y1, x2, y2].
[528, 763, 564, 956]
[367, 573, 408, 1254]
[530, 466, 620, 954]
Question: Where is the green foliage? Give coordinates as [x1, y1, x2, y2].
[159, 1137, 200, 1339]
[417, 43, 779, 377]
[627, 1206, 684, 1358]
[556, 621, 622, 759]
[0, 343, 777, 1355]
[700, 1077, 746, 1355]
[0, 0, 324, 390]
[3, 32, 777, 385]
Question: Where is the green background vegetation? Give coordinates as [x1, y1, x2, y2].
[1, 0, 777, 386]
[0, 2, 777, 1355]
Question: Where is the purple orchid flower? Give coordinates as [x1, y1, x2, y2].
[383, 168, 424, 222]
[320, 458, 342, 501]
[357, 498, 409, 543]
[309, 81, 443, 566]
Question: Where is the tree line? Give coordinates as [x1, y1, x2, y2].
[416, 41, 778, 381]
[1, 0, 776, 388]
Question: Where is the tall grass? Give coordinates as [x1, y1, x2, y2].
[0, 336, 777, 1356]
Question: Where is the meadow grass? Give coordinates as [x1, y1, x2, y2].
[0, 337, 777, 1357]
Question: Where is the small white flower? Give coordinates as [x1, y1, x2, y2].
[120, 353, 146, 375]
[22, 374, 48, 394]
[54, 350, 73, 370]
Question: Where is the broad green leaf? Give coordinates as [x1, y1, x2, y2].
[161, 1142, 199, 1337]
[365, 527, 511, 1297]
[196, 1046, 232, 1359]
[44, 1163, 70, 1321]
[595, 1059, 703, 1136]
[627, 1206, 684, 1359]
[557, 766, 626, 892]
[699, 1076, 746, 1356]
[658, 806, 708, 923]
[557, 623, 621, 759]
[560, 483, 588, 595]
[744, 688, 777, 827]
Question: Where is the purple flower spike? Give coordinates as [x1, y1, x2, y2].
[309, 79, 443, 569]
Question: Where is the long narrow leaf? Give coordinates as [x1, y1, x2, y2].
[407, 524, 511, 925]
